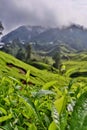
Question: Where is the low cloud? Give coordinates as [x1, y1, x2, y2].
[0, 0, 87, 34]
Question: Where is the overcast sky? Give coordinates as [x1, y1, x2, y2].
[0, 0, 87, 34]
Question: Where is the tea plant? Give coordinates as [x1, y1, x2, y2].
[0, 73, 87, 130]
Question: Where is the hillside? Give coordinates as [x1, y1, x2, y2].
[33, 43, 76, 57]
[0, 50, 87, 89]
[0, 51, 87, 129]
[0, 51, 67, 87]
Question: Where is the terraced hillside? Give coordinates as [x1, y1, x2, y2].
[64, 51, 87, 89]
[0, 51, 67, 87]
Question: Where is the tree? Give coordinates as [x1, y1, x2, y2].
[25, 43, 32, 63]
[16, 48, 25, 61]
[43, 56, 49, 64]
[0, 21, 4, 35]
[53, 45, 61, 69]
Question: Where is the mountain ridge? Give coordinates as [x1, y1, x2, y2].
[1, 25, 47, 43]
[1, 24, 87, 50]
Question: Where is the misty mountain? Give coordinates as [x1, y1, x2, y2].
[32, 25, 87, 50]
[1, 24, 87, 50]
[1, 25, 46, 43]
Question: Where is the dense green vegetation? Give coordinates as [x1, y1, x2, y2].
[0, 51, 87, 129]
[0, 51, 67, 86]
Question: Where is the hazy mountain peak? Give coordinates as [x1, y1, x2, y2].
[1, 24, 87, 50]
[1, 25, 47, 43]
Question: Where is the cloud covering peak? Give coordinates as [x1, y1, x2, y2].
[0, 0, 87, 33]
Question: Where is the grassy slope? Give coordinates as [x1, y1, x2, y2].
[0, 50, 87, 90]
[64, 59, 87, 88]
[65, 51, 87, 76]
[0, 51, 67, 87]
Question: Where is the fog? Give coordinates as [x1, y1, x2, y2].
[0, 0, 87, 34]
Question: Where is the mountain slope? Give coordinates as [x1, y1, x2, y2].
[0, 50, 87, 89]
[32, 25, 87, 49]
[1, 25, 46, 43]
[2, 24, 87, 50]
[0, 51, 66, 87]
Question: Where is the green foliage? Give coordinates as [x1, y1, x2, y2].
[26, 70, 30, 83]
[43, 81, 57, 90]
[30, 62, 50, 70]
[53, 51, 61, 69]
[0, 51, 66, 87]
[69, 92, 87, 130]
[25, 43, 32, 63]
[52, 45, 61, 69]
[0, 51, 87, 129]
[1, 41, 32, 63]
[48, 121, 58, 130]
[16, 48, 25, 61]
[0, 114, 12, 123]
[0, 73, 87, 130]
[54, 96, 66, 115]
